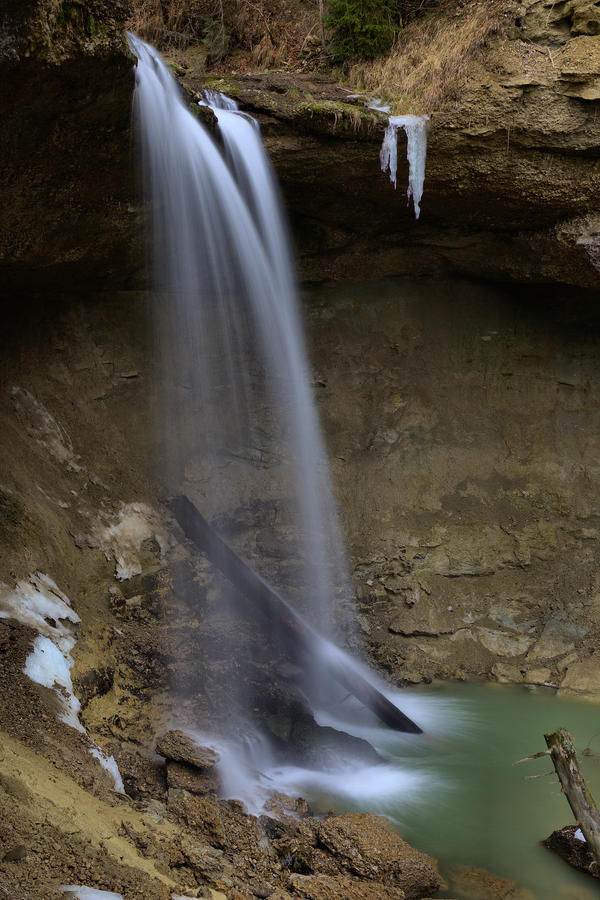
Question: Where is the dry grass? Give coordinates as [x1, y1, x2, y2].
[349, 0, 505, 113]
[128, 0, 320, 68]
[127, 0, 207, 45]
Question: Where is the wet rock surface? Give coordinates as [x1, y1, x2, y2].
[544, 824, 600, 879]
[446, 864, 537, 899]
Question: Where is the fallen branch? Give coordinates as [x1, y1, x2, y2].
[169, 494, 422, 734]
[513, 750, 550, 766]
[545, 728, 600, 872]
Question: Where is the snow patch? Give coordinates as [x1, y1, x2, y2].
[0, 572, 80, 648]
[367, 97, 391, 114]
[2, 572, 125, 788]
[0, 573, 85, 729]
[11, 386, 83, 471]
[94, 502, 169, 580]
[89, 746, 125, 792]
[62, 889, 124, 900]
[380, 115, 430, 219]
[24, 634, 84, 731]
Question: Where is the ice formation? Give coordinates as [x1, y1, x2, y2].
[10, 386, 83, 471]
[89, 746, 125, 792]
[0, 572, 80, 640]
[367, 97, 391, 114]
[380, 115, 430, 219]
[90, 747, 125, 792]
[1, 572, 124, 789]
[94, 502, 169, 580]
[61, 889, 125, 900]
[24, 634, 84, 730]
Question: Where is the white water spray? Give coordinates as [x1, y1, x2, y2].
[380, 115, 430, 219]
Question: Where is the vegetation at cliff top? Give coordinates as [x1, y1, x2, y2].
[325, 0, 401, 61]
[128, 0, 505, 111]
[350, 0, 503, 112]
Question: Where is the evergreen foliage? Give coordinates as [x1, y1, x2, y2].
[326, 0, 400, 61]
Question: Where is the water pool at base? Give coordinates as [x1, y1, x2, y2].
[289, 683, 600, 900]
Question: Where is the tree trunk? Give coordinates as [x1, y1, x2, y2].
[545, 728, 600, 871]
[318, 0, 326, 47]
[169, 494, 422, 734]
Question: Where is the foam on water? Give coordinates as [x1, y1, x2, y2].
[177, 685, 459, 817]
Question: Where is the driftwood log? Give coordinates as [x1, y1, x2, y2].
[169, 494, 422, 734]
[545, 728, 600, 872]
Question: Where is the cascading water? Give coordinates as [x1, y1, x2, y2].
[128, 33, 423, 807]
[129, 34, 346, 632]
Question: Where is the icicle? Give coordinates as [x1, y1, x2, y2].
[380, 115, 430, 219]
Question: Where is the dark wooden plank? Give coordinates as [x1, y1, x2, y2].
[170, 494, 423, 734]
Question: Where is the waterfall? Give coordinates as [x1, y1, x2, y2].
[128, 34, 421, 804]
[380, 115, 430, 219]
[129, 34, 347, 631]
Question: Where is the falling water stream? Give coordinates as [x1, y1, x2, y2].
[129, 34, 348, 630]
[128, 37, 599, 900]
[129, 31, 424, 797]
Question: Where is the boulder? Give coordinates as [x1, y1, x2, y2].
[527, 619, 587, 661]
[156, 729, 219, 769]
[289, 873, 405, 900]
[317, 813, 440, 898]
[561, 655, 600, 694]
[166, 760, 219, 795]
[544, 824, 599, 879]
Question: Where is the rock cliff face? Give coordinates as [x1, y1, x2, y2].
[2, 0, 600, 291]
[189, 0, 600, 288]
[0, 0, 138, 289]
[306, 277, 600, 694]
